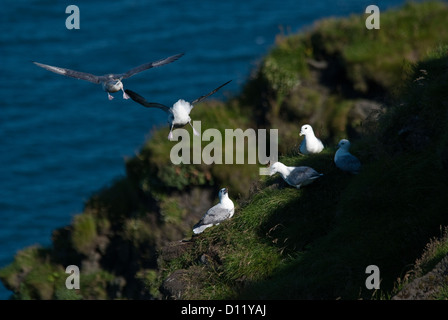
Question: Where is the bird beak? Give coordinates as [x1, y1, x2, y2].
[299, 132, 303, 136]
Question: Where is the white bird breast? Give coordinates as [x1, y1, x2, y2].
[171, 99, 193, 125]
[103, 80, 123, 93]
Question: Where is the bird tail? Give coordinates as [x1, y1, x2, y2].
[312, 173, 324, 179]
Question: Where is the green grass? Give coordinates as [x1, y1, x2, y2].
[248, 0, 448, 150]
[162, 147, 448, 299]
[160, 44, 448, 300]
[307, 1, 448, 92]
[0, 246, 67, 299]
[71, 213, 97, 255]
[414, 227, 448, 277]
[160, 150, 354, 299]
[125, 99, 261, 199]
[406, 226, 448, 286]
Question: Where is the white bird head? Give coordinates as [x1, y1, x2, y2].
[269, 162, 282, 176]
[299, 124, 314, 136]
[218, 187, 228, 199]
[337, 139, 351, 151]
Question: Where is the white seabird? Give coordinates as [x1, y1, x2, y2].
[269, 161, 323, 189]
[33, 53, 184, 100]
[334, 139, 361, 174]
[125, 80, 231, 140]
[193, 188, 235, 234]
[299, 124, 324, 154]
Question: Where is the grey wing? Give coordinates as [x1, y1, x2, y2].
[118, 53, 185, 79]
[288, 167, 320, 185]
[33, 61, 101, 84]
[337, 155, 361, 173]
[200, 204, 232, 226]
[124, 89, 171, 113]
[190, 80, 232, 105]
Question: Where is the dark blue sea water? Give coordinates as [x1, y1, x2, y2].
[0, 0, 406, 299]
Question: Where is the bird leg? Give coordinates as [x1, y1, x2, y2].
[107, 92, 114, 100]
[168, 124, 175, 140]
[122, 88, 130, 99]
[189, 121, 199, 136]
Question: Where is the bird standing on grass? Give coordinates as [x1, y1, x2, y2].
[33, 53, 184, 100]
[269, 161, 323, 189]
[334, 139, 361, 174]
[193, 188, 235, 234]
[299, 124, 324, 154]
[125, 80, 232, 140]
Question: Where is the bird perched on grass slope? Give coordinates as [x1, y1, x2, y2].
[125, 80, 231, 140]
[299, 124, 324, 154]
[193, 188, 235, 234]
[334, 139, 361, 174]
[269, 161, 323, 189]
[33, 53, 184, 100]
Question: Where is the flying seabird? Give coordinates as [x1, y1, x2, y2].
[334, 139, 361, 174]
[299, 124, 324, 154]
[269, 161, 323, 189]
[32, 53, 184, 100]
[193, 188, 235, 234]
[125, 80, 231, 140]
